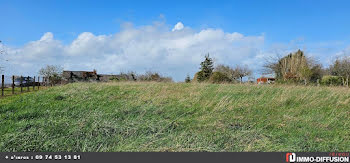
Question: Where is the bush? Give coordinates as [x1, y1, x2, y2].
[137, 71, 173, 82]
[109, 71, 172, 83]
[321, 75, 343, 86]
[209, 72, 231, 83]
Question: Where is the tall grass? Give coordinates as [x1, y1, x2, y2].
[0, 82, 349, 151]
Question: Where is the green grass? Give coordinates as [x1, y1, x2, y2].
[0, 82, 349, 152]
[1, 86, 47, 97]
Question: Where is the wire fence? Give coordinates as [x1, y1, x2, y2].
[1, 75, 53, 97]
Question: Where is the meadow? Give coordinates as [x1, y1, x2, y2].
[1, 86, 46, 97]
[0, 82, 349, 152]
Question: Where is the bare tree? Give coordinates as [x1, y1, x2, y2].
[234, 65, 252, 84]
[39, 65, 63, 85]
[262, 50, 284, 78]
[38, 65, 63, 77]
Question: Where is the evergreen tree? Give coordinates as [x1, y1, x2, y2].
[185, 74, 191, 83]
[197, 53, 214, 82]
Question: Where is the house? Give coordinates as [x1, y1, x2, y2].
[257, 77, 275, 84]
[62, 70, 99, 83]
[62, 70, 126, 83]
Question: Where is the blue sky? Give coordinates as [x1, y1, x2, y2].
[1, 0, 350, 81]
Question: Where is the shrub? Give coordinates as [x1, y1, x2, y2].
[320, 75, 343, 86]
[109, 71, 172, 82]
[209, 72, 231, 83]
[214, 64, 235, 81]
[137, 71, 173, 82]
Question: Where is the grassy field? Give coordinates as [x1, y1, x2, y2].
[1, 86, 47, 97]
[0, 82, 349, 152]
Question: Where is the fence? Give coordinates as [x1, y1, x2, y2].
[1, 75, 54, 97]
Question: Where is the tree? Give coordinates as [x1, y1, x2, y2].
[329, 59, 342, 76]
[329, 56, 350, 87]
[185, 74, 191, 83]
[263, 52, 283, 79]
[39, 65, 63, 77]
[300, 66, 312, 85]
[38, 65, 63, 84]
[214, 64, 236, 81]
[310, 64, 324, 84]
[263, 49, 323, 84]
[196, 53, 214, 82]
[209, 71, 231, 83]
[234, 65, 252, 84]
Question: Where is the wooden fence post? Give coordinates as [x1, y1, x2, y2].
[33, 76, 35, 90]
[38, 76, 40, 90]
[1, 75, 4, 96]
[27, 76, 30, 92]
[20, 76, 23, 92]
[12, 76, 15, 94]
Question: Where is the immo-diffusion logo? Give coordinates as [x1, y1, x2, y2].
[286, 153, 296, 162]
[286, 153, 350, 163]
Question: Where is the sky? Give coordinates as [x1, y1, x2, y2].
[1, 0, 350, 81]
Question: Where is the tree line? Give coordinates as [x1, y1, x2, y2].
[187, 50, 350, 87]
[187, 53, 252, 84]
[37, 65, 173, 83]
[264, 49, 350, 86]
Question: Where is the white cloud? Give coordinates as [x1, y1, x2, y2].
[3, 22, 266, 81]
[172, 22, 184, 31]
[39, 32, 54, 41]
